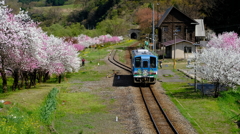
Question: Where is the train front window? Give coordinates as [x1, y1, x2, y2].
[150, 57, 156, 68]
[135, 57, 141, 68]
[143, 61, 148, 68]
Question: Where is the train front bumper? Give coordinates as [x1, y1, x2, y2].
[133, 75, 156, 84]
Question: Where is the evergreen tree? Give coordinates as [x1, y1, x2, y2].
[201, 0, 240, 34]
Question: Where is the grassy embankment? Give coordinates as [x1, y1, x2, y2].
[0, 39, 138, 134]
[160, 60, 240, 134]
[32, 4, 79, 16]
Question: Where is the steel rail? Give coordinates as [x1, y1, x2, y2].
[108, 49, 131, 73]
[140, 86, 179, 134]
[112, 50, 132, 70]
[140, 86, 160, 134]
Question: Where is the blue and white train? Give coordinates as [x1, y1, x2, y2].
[131, 49, 158, 84]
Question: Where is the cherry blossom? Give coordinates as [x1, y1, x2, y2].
[195, 32, 240, 97]
[0, 6, 80, 91]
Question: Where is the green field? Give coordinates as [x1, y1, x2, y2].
[0, 39, 239, 133]
[0, 40, 138, 133]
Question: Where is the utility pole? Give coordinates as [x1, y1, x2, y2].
[152, 3, 155, 52]
[173, 30, 177, 69]
[194, 53, 197, 91]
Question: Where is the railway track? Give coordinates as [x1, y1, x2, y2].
[140, 86, 178, 134]
[108, 49, 132, 73]
[108, 48, 178, 134]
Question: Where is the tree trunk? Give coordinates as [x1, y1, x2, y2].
[0, 69, 8, 93]
[37, 69, 43, 83]
[0, 58, 8, 93]
[58, 74, 62, 83]
[22, 71, 30, 89]
[29, 72, 34, 87]
[32, 69, 37, 86]
[12, 69, 20, 91]
[19, 71, 24, 89]
[214, 82, 220, 98]
[29, 70, 37, 87]
[43, 71, 50, 82]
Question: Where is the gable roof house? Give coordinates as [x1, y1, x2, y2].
[156, 6, 205, 59]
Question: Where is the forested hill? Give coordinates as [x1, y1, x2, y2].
[6, 0, 239, 36]
[71, 0, 240, 35]
[68, 0, 204, 29]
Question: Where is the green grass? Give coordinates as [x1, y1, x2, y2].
[0, 39, 137, 133]
[80, 39, 138, 66]
[163, 74, 173, 77]
[67, 70, 107, 81]
[162, 81, 239, 134]
[33, 4, 79, 10]
[3, 39, 238, 133]
[161, 59, 190, 70]
[115, 40, 139, 64]
[57, 92, 106, 114]
[52, 40, 139, 133]
[162, 59, 240, 133]
[32, 4, 80, 16]
[0, 77, 14, 93]
[57, 4, 79, 9]
[218, 90, 240, 122]
[0, 88, 51, 133]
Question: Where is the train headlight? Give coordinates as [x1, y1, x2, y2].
[134, 72, 139, 75]
[149, 72, 156, 75]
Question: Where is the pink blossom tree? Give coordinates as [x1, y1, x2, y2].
[207, 32, 240, 50]
[0, 6, 49, 91]
[195, 32, 240, 97]
[0, 6, 81, 92]
[39, 35, 80, 83]
[64, 37, 85, 51]
[0, 6, 41, 92]
[75, 34, 123, 48]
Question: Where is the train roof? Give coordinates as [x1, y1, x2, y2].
[132, 49, 156, 57]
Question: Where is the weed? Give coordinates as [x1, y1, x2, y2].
[40, 88, 59, 125]
[162, 81, 239, 133]
[84, 124, 94, 129]
[163, 74, 173, 77]
[0, 102, 3, 108]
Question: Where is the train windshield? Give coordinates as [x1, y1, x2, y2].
[143, 61, 148, 68]
[135, 57, 141, 68]
[150, 57, 156, 68]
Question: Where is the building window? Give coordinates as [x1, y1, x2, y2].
[162, 26, 168, 32]
[184, 46, 192, 53]
[175, 26, 181, 32]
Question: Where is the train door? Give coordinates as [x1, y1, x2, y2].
[142, 59, 149, 77]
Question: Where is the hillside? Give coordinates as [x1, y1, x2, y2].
[5, 0, 239, 36]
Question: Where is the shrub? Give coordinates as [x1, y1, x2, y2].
[40, 88, 59, 125]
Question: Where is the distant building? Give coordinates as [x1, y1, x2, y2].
[156, 6, 206, 59]
[195, 19, 206, 43]
[0, 0, 5, 5]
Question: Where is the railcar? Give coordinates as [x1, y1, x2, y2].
[131, 49, 158, 84]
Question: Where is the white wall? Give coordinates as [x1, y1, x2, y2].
[171, 42, 196, 59]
